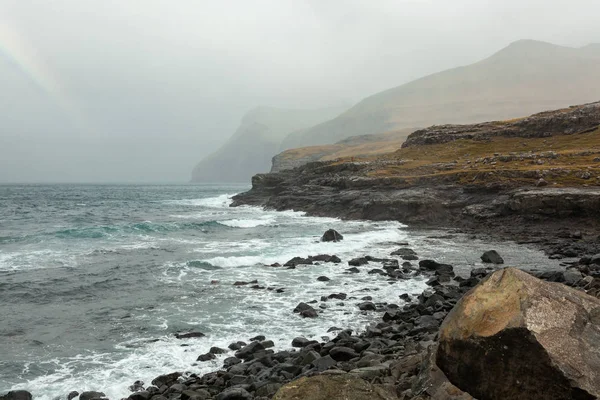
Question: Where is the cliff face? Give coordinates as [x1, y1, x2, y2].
[233, 102, 600, 231]
[190, 106, 346, 183]
[272, 40, 600, 171]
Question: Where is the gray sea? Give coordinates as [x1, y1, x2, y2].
[0, 184, 560, 399]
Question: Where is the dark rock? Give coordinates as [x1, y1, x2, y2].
[175, 332, 205, 339]
[233, 281, 250, 286]
[367, 268, 385, 275]
[312, 254, 342, 263]
[209, 346, 227, 354]
[329, 346, 359, 361]
[284, 257, 313, 267]
[292, 337, 317, 348]
[402, 254, 419, 261]
[196, 352, 216, 362]
[79, 392, 106, 400]
[591, 254, 600, 265]
[223, 356, 241, 368]
[128, 391, 151, 400]
[317, 276, 331, 282]
[419, 260, 455, 277]
[300, 308, 318, 318]
[357, 302, 376, 311]
[249, 335, 265, 341]
[0, 392, 32, 400]
[181, 389, 210, 400]
[214, 387, 252, 400]
[399, 293, 411, 301]
[255, 383, 282, 398]
[347, 267, 360, 273]
[327, 293, 347, 300]
[321, 229, 344, 242]
[391, 248, 417, 257]
[261, 340, 275, 348]
[349, 257, 369, 266]
[293, 302, 314, 313]
[228, 341, 246, 351]
[234, 341, 265, 360]
[481, 250, 504, 264]
[67, 391, 79, 400]
[470, 268, 489, 278]
[151, 372, 182, 388]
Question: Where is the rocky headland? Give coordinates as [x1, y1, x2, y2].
[233, 101, 600, 259]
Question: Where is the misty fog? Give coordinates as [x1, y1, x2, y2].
[1, 0, 599, 182]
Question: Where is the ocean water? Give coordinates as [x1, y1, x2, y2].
[0, 184, 560, 400]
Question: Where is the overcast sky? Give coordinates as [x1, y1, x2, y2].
[0, 0, 599, 183]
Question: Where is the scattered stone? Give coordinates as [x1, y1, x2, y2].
[79, 392, 106, 400]
[357, 302, 376, 311]
[196, 352, 216, 362]
[174, 332, 205, 339]
[329, 346, 359, 361]
[317, 276, 331, 282]
[151, 372, 181, 388]
[391, 248, 417, 257]
[349, 257, 369, 266]
[347, 267, 360, 273]
[67, 391, 79, 400]
[215, 387, 252, 400]
[321, 229, 344, 242]
[480, 250, 504, 264]
[284, 257, 313, 267]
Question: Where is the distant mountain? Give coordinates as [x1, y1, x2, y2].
[280, 40, 600, 150]
[190, 106, 347, 182]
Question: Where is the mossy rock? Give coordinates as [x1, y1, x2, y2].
[273, 374, 398, 400]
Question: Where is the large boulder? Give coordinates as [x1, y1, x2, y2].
[273, 375, 397, 400]
[0, 392, 33, 400]
[437, 267, 600, 400]
[321, 229, 343, 242]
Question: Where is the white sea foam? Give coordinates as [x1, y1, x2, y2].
[217, 216, 277, 228]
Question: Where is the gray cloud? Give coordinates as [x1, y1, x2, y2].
[1, 0, 599, 182]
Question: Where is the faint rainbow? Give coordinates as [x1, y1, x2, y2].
[0, 22, 90, 133]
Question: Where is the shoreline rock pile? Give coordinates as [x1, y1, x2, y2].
[6, 244, 600, 400]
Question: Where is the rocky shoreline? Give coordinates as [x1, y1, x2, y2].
[4, 237, 599, 400]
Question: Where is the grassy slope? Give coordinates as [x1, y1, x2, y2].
[345, 126, 600, 187]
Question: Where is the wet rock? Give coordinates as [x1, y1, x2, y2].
[480, 250, 504, 264]
[249, 334, 265, 341]
[234, 341, 265, 360]
[255, 383, 282, 398]
[151, 372, 182, 388]
[284, 257, 313, 267]
[437, 267, 600, 399]
[261, 339, 275, 348]
[228, 341, 246, 351]
[327, 293, 347, 300]
[67, 391, 79, 400]
[349, 257, 369, 266]
[293, 302, 314, 313]
[223, 356, 241, 368]
[79, 392, 106, 400]
[419, 260, 455, 278]
[301, 308, 318, 318]
[196, 352, 216, 362]
[391, 248, 416, 257]
[401, 254, 419, 261]
[209, 346, 227, 354]
[175, 332, 205, 339]
[0, 392, 33, 400]
[357, 302, 376, 311]
[273, 375, 398, 400]
[321, 229, 344, 242]
[312, 254, 342, 263]
[312, 354, 337, 372]
[317, 276, 331, 282]
[128, 391, 151, 400]
[292, 337, 317, 348]
[347, 267, 360, 273]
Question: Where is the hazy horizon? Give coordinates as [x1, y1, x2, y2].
[1, 0, 600, 183]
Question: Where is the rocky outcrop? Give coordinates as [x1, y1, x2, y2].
[436, 267, 600, 400]
[402, 102, 600, 148]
